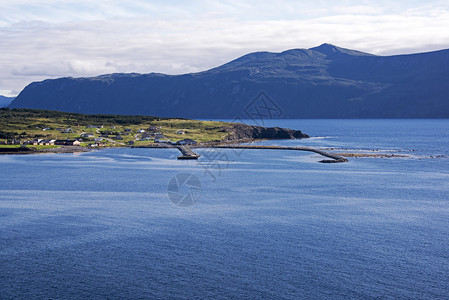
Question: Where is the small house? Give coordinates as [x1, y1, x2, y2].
[155, 139, 170, 143]
[39, 140, 54, 145]
[32, 139, 43, 145]
[54, 140, 81, 146]
[178, 139, 197, 145]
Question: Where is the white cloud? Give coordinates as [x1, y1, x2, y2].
[1, 1, 449, 96]
[0, 90, 17, 97]
[335, 5, 384, 15]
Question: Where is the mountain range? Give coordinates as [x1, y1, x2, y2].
[0, 96, 14, 108]
[9, 44, 449, 118]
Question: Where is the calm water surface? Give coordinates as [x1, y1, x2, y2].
[1, 119, 448, 299]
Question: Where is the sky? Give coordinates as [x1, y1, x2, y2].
[1, 0, 449, 97]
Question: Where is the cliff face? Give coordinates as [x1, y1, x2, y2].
[10, 44, 449, 118]
[222, 123, 309, 141]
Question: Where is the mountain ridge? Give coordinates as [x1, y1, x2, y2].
[0, 95, 15, 108]
[9, 44, 449, 118]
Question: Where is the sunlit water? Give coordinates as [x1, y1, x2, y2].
[1, 119, 448, 299]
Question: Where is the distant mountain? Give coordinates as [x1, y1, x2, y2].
[0, 95, 14, 108]
[9, 44, 449, 118]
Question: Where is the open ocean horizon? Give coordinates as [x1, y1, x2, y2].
[1, 119, 449, 299]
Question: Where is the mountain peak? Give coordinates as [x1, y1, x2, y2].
[9, 45, 449, 118]
[310, 43, 374, 57]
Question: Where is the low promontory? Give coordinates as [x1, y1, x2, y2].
[222, 123, 309, 142]
[0, 108, 309, 150]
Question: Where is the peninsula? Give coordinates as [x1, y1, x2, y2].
[4, 109, 422, 162]
[0, 108, 308, 149]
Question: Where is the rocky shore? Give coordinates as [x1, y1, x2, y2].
[221, 123, 309, 141]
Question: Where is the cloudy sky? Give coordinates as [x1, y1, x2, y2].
[1, 0, 449, 96]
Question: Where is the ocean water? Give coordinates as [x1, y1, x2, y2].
[1, 119, 448, 299]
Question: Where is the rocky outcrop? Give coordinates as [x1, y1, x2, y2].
[222, 123, 309, 141]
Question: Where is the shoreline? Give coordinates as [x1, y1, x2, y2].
[1, 142, 445, 161]
[1, 138, 434, 162]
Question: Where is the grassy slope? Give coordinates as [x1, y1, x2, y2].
[0, 108, 230, 146]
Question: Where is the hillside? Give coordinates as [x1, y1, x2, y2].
[9, 44, 449, 118]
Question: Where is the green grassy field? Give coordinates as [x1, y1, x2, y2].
[0, 108, 231, 146]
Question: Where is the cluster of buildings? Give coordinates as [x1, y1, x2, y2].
[0, 140, 21, 145]
[139, 126, 164, 141]
[30, 139, 81, 146]
[175, 139, 197, 145]
[136, 126, 197, 145]
[1, 125, 198, 147]
[0, 139, 81, 146]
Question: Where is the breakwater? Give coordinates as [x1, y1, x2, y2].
[196, 145, 348, 163]
[129, 143, 348, 163]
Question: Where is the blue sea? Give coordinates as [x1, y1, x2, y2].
[1, 119, 448, 299]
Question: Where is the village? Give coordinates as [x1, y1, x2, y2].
[0, 124, 198, 148]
